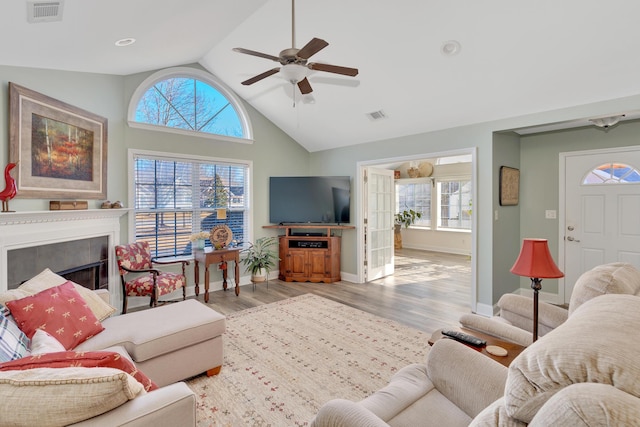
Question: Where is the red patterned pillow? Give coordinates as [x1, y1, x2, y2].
[6, 281, 104, 350]
[0, 350, 158, 391]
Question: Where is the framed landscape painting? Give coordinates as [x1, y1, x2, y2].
[9, 83, 107, 199]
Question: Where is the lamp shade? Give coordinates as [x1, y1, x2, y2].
[216, 208, 227, 220]
[510, 238, 564, 279]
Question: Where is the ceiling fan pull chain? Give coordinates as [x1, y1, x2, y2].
[291, 0, 296, 49]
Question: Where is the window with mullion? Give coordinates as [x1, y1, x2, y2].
[437, 179, 472, 230]
[396, 181, 431, 227]
[133, 153, 249, 258]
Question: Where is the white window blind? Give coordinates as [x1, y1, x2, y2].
[133, 153, 249, 258]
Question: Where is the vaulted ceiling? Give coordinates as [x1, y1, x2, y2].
[2, 0, 640, 152]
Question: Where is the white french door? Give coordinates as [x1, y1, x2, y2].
[561, 147, 640, 303]
[364, 167, 395, 281]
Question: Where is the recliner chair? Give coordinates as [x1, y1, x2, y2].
[460, 262, 640, 346]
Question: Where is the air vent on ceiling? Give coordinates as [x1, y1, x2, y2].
[366, 110, 387, 121]
[27, 1, 64, 23]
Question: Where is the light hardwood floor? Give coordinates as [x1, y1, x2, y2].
[202, 248, 471, 334]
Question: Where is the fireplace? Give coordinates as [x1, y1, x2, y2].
[7, 236, 109, 290]
[0, 209, 128, 305]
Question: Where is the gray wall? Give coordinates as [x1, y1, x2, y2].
[3, 61, 640, 310]
[0, 64, 309, 244]
[519, 120, 640, 294]
[0, 65, 125, 212]
[492, 132, 521, 301]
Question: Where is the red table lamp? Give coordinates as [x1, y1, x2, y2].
[510, 238, 564, 342]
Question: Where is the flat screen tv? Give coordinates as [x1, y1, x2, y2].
[269, 176, 351, 224]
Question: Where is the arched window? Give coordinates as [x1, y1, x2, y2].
[583, 163, 640, 184]
[128, 67, 253, 143]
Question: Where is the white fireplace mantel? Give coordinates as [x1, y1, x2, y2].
[0, 209, 130, 303]
[0, 208, 129, 226]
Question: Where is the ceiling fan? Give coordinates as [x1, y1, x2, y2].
[232, 0, 359, 95]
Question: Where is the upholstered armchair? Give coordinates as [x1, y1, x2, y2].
[313, 293, 640, 427]
[115, 241, 189, 313]
[460, 262, 640, 346]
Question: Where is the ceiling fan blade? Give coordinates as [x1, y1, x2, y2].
[296, 38, 329, 59]
[241, 68, 280, 85]
[297, 77, 313, 94]
[233, 47, 281, 62]
[308, 62, 359, 77]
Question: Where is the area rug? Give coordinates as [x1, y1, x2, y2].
[187, 293, 429, 426]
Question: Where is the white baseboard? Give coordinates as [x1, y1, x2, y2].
[400, 244, 471, 256]
[475, 302, 496, 317]
[340, 271, 358, 283]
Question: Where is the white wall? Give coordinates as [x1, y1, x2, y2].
[400, 228, 471, 255]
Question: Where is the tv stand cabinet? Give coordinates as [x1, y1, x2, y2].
[263, 225, 354, 283]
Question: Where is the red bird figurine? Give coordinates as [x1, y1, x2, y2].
[0, 161, 18, 212]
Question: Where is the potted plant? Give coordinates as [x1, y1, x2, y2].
[394, 209, 422, 249]
[395, 209, 422, 229]
[241, 236, 279, 282]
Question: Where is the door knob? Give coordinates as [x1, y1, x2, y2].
[567, 226, 574, 231]
[567, 236, 581, 242]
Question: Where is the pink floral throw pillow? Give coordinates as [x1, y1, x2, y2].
[6, 281, 104, 350]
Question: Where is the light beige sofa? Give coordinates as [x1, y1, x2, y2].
[312, 293, 640, 426]
[0, 268, 226, 427]
[460, 262, 640, 346]
[76, 291, 226, 387]
[312, 264, 640, 427]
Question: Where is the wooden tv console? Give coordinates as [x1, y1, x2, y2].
[263, 225, 354, 283]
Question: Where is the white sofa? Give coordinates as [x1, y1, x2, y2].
[312, 293, 640, 426]
[0, 268, 226, 426]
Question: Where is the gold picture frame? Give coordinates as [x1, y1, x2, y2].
[499, 166, 519, 206]
[9, 83, 107, 199]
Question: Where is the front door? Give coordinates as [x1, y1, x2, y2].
[561, 147, 640, 303]
[365, 167, 395, 281]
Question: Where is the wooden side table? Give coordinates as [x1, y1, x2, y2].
[193, 247, 241, 302]
[429, 327, 526, 367]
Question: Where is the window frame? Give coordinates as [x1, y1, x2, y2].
[394, 175, 472, 232]
[435, 177, 472, 231]
[395, 177, 432, 227]
[127, 148, 253, 258]
[127, 67, 254, 144]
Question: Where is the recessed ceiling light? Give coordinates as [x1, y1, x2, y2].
[441, 40, 461, 56]
[115, 38, 136, 47]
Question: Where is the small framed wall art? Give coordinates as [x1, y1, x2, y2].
[499, 166, 520, 206]
[9, 83, 108, 199]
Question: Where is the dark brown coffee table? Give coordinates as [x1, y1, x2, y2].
[429, 327, 526, 367]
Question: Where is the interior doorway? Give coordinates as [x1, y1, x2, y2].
[356, 147, 477, 312]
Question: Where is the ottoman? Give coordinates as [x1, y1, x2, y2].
[76, 299, 226, 387]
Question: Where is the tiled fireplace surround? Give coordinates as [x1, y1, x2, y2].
[0, 209, 128, 307]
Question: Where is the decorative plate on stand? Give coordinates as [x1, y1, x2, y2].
[210, 225, 233, 249]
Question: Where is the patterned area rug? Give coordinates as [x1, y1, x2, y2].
[187, 294, 429, 426]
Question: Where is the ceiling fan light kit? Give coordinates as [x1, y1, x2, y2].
[589, 114, 625, 129]
[233, 0, 359, 97]
[280, 64, 308, 84]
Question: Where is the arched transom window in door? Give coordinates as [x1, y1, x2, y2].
[582, 163, 640, 184]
